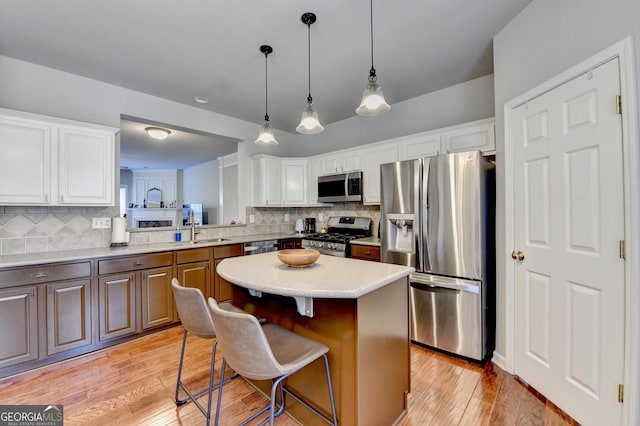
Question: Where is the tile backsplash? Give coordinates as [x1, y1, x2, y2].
[0, 203, 380, 255]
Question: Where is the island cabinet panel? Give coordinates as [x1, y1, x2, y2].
[231, 277, 410, 426]
[0, 286, 38, 368]
[279, 238, 301, 249]
[98, 273, 136, 341]
[140, 266, 174, 330]
[46, 279, 92, 355]
[213, 244, 243, 303]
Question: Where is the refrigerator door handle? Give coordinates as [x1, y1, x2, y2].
[410, 275, 480, 294]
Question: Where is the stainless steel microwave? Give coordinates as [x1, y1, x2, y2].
[317, 171, 363, 202]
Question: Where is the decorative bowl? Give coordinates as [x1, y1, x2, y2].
[277, 249, 320, 267]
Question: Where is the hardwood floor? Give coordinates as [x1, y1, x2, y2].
[0, 326, 576, 425]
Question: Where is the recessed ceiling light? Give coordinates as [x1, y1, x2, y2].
[194, 96, 209, 104]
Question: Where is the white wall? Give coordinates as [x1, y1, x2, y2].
[183, 159, 220, 224]
[492, 0, 640, 362]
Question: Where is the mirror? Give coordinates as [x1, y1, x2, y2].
[146, 188, 162, 208]
[119, 115, 241, 229]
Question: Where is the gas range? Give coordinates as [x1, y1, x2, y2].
[301, 216, 371, 257]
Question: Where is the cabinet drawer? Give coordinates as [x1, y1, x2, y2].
[213, 244, 243, 259]
[176, 247, 210, 264]
[350, 245, 381, 261]
[98, 252, 173, 275]
[0, 261, 91, 288]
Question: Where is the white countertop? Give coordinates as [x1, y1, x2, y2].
[0, 233, 300, 269]
[217, 251, 414, 299]
[350, 236, 381, 247]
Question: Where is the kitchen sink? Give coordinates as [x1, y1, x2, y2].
[173, 238, 231, 244]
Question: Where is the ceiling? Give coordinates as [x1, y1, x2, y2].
[0, 0, 531, 134]
[119, 116, 239, 170]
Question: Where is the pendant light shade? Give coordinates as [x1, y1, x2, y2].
[296, 13, 324, 135]
[256, 44, 278, 145]
[356, 0, 390, 116]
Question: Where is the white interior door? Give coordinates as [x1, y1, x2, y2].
[510, 58, 625, 425]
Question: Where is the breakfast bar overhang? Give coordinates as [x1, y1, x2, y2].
[217, 251, 414, 426]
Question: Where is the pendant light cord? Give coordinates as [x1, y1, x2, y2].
[307, 22, 312, 103]
[264, 51, 269, 121]
[369, 0, 376, 77]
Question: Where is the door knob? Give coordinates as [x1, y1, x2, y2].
[511, 250, 525, 261]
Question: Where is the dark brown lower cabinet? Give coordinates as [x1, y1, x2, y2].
[0, 286, 38, 368]
[141, 266, 174, 330]
[46, 279, 92, 355]
[176, 247, 211, 298]
[213, 244, 243, 303]
[98, 273, 136, 341]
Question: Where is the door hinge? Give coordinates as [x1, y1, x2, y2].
[619, 240, 626, 259]
[616, 95, 622, 114]
[618, 384, 624, 403]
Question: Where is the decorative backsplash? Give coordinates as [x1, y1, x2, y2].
[0, 204, 380, 255]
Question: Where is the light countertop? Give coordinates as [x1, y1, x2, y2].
[217, 251, 413, 299]
[0, 233, 301, 269]
[350, 236, 381, 247]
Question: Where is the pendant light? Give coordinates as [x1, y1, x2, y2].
[296, 12, 324, 134]
[356, 0, 391, 116]
[255, 45, 278, 145]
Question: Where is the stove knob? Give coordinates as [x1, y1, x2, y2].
[307, 241, 314, 247]
[317, 242, 324, 248]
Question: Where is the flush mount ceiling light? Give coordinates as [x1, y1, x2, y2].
[255, 44, 278, 145]
[356, 0, 391, 116]
[296, 12, 324, 135]
[145, 126, 171, 140]
[194, 96, 209, 104]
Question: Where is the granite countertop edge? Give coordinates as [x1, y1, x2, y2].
[0, 233, 301, 269]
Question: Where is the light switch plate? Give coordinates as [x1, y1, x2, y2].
[249, 214, 255, 224]
[284, 213, 289, 222]
[92, 217, 111, 229]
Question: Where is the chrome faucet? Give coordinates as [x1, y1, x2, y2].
[188, 209, 200, 241]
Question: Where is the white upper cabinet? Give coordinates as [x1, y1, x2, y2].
[397, 118, 495, 160]
[0, 115, 52, 204]
[399, 132, 442, 160]
[281, 159, 308, 205]
[58, 126, 114, 205]
[0, 109, 118, 206]
[252, 155, 282, 206]
[362, 142, 399, 205]
[317, 149, 363, 175]
[442, 119, 495, 154]
[307, 158, 320, 205]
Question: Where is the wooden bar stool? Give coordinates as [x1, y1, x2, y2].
[208, 297, 338, 426]
[171, 279, 240, 425]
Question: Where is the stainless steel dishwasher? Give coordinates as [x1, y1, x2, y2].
[243, 240, 279, 255]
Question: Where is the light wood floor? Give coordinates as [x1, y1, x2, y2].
[0, 326, 576, 425]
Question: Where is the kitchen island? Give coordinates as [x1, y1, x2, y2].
[217, 252, 414, 426]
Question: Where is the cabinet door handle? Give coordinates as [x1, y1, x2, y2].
[31, 289, 35, 298]
[365, 251, 371, 255]
[44, 194, 48, 203]
[61, 195, 64, 203]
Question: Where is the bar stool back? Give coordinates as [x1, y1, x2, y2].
[208, 297, 338, 426]
[171, 279, 238, 425]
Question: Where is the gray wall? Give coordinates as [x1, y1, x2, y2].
[492, 0, 640, 361]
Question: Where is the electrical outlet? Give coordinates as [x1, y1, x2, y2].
[284, 213, 289, 222]
[249, 214, 255, 224]
[318, 213, 325, 222]
[92, 217, 111, 229]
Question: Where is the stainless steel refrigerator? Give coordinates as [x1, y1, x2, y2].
[380, 151, 494, 361]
